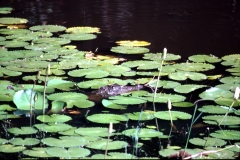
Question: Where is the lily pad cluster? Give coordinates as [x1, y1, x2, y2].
[0, 8, 239, 160]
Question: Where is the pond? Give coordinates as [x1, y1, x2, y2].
[0, 0, 239, 159]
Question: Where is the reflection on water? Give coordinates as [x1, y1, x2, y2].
[0, 0, 239, 58]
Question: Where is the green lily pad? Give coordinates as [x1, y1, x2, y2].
[121, 60, 160, 70]
[0, 7, 13, 14]
[13, 89, 48, 110]
[86, 139, 127, 150]
[172, 102, 194, 107]
[198, 105, 234, 114]
[41, 136, 89, 147]
[202, 115, 240, 125]
[0, 104, 16, 111]
[199, 87, 233, 100]
[122, 128, 163, 138]
[0, 28, 30, 35]
[148, 80, 181, 89]
[29, 25, 66, 32]
[75, 127, 115, 137]
[8, 126, 38, 135]
[189, 137, 226, 147]
[60, 33, 97, 40]
[23, 147, 53, 158]
[47, 79, 74, 91]
[109, 96, 147, 105]
[154, 111, 192, 120]
[46, 147, 91, 158]
[188, 54, 221, 63]
[172, 62, 215, 71]
[219, 76, 240, 84]
[68, 68, 109, 78]
[169, 71, 207, 81]
[34, 123, 72, 133]
[102, 99, 127, 109]
[210, 130, 240, 140]
[0, 17, 28, 24]
[111, 46, 149, 54]
[37, 114, 72, 123]
[145, 93, 186, 103]
[0, 144, 25, 153]
[174, 84, 207, 93]
[32, 37, 71, 45]
[9, 138, 40, 146]
[87, 113, 128, 124]
[143, 53, 181, 61]
[0, 40, 29, 48]
[125, 112, 155, 121]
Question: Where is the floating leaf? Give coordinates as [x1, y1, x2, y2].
[122, 128, 163, 138]
[34, 123, 72, 133]
[66, 26, 100, 34]
[10, 138, 40, 146]
[0, 7, 13, 14]
[169, 71, 207, 81]
[202, 115, 240, 125]
[23, 147, 53, 158]
[172, 102, 194, 107]
[37, 114, 72, 123]
[0, 144, 25, 153]
[47, 79, 74, 91]
[0, 17, 28, 24]
[102, 99, 127, 109]
[75, 127, 115, 137]
[210, 130, 240, 140]
[154, 111, 192, 120]
[219, 76, 240, 84]
[0, 104, 16, 111]
[189, 137, 226, 147]
[46, 147, 91, 158]
[116, 40, 151, 47]
[42, 136, 89, 147]
[8, 126, 38, 135]
[86, 139, 127, 150]
[148, 80, 181, 89]
[29, 25, 66, 32]
[60, 33, 97, 40]
[111, 46, 149, 54]
[0, 40, 29, 48]
[188, 54, 221, 63]
[198, 105, 234, 114]
[143, 53, 181, 61]
[174, 84, 206, 93]
[172, 62, 215, 71]
[145, 93, 186, 103]
[13, 89, 48, 110]
[87, 113, 128, 124]
[125, 111, 155, 121]
[199, 87, 233, 100]
[109, 96, 147, 105]
[68, 68, 109, 78]
[121, 60, 160, 70]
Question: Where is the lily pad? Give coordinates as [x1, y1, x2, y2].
[0, 17, 28, 24]
[102, 99, 127, 109]
[37, 114, 72, 123]
[87, 113, 128, 124]
[143, 53, 181, 61]
[23, 147, 53, 158]
[66, 26, 100, 33]
[125, 111, 155, 121]
[210, 130, 240, 140]
[46, 147, 91, 158]
[122, 128, 163, 138]
[68, 68, 109, 78]
[169, 71, 207, 81]
[34, 123, 72, 133]
[172, 62, 215, 71]
[148, 80, 181, 89]
[154, 111, 192, 120]
[86, 139, 127, 150]
[145, 93, 186, 103]
[188, 54, 221, 63]
[109, 96, 147, 105]
[202, 115, 240, 125]
[29, 25, 66, 32]
[13, 89, 48, 110]
[60, 33, 97, 40]
[75, 127, 115, 137]
[121, 60, 160, 70]
[0, 144, 25, 153]
[116, 40, 151, 47]
[189, 137, 226, 147]
[41, 136, 89, 147]
[8, 126, 38, 135]
[111, 46, 149, 54]
[174, 84, 207, 93]
[9, 138, 40, 146]
[198, 105, 234, 114]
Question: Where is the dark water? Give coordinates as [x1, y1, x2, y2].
[0, 0, 239, 59]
